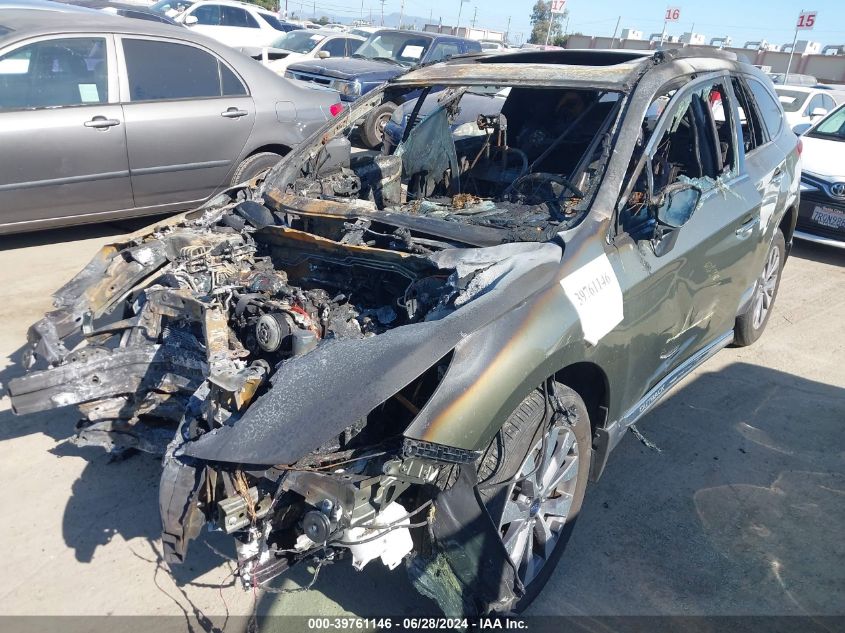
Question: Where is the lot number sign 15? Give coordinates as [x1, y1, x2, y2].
[664, 6, 681, 21]
[551, 0, 566, 14]
[796, 11, 817, 29]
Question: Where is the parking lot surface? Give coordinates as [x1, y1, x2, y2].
[0, 224, 842, 620]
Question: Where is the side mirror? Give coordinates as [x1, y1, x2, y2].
[653, 182, 702, 229]
[183, 14, 198, 25]
[810, 107, 828, 118]
[792, 123, 812, 135]
[317, 50, 330, 59]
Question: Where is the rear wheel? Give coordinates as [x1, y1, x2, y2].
[231, 151, 284, 186]
[360, 102, 396, 149]
[734, 229, 785, 346]
[477, 383, 591, 611]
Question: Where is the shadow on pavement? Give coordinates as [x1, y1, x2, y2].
[791, 240, 845, 266]
[2, 360, 841, 618]
[0, 216, 169, 252]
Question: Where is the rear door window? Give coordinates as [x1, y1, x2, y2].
[192, 4, 221, 25]
[221, 6, 258, 28]
[731, 76, 766, 152]
[122, 38, 246, 101]
[747, 78, 784, 138]
[0, 37, 109, 110]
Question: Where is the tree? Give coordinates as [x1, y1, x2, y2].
[529, 0, 568, 45]
[316, 15, 330, 25]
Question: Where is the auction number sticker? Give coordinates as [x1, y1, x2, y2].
[560, 253, 624, 345]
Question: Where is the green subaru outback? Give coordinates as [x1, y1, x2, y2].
[8, 48, 799, 614]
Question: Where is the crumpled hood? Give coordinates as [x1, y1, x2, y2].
[179, 241, 564, 465]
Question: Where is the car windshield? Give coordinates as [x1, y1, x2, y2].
[775, 88, 809, 112]
[271, 30, 325, 53]
[354, 32, 433, 67]
[150, 0, 193, 13]
[807, 106, 845, 142]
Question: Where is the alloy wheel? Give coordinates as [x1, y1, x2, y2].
[752, 242, 781, 330]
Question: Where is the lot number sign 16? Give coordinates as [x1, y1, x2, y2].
[665, 6, 681, 21]
[796, 11, 817, 29]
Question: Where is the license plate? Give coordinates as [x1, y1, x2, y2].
[811, 205, 845, 230]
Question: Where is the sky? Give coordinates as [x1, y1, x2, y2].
[286, 0, 845, 48]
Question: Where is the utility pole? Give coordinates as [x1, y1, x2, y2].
[456, 0, 468, 32]
[398, 0, 404, 28]
[379, 0, 385, 26]
[785, 8, 802, 83]
[471, 5, 477, 28]
[610, 15, 620, 48]
[505, 15, 511, 43]
[311, 0, 314, 18]
[360, 0, 363, 20]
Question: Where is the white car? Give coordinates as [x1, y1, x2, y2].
[256, 30, 364, 75]
[795, 104, 845, 248]
[774, 86, 844, 129]
[176, 0, 293, 48]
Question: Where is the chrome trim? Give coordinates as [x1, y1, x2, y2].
[794, 230, 845, 249]
[0, 170, 130, 191]
[619, 330, 735, 429]
[131, 159, 230, 176]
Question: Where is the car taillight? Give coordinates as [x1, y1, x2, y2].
[797, 137, 803, 157]
[329, 103, 344, 117]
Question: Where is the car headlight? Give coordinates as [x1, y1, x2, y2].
[284, 71, 295, 80]
[452, 121, 484, 138]
[332, 79, 361, 98]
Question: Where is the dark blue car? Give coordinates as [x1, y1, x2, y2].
[285, 29, 481, 148]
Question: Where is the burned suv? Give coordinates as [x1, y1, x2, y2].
[8, 49, 799, 614]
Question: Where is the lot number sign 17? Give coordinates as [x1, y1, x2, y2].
[664, 6, 681, 21]
[551, 0, 566, 14]
[796, 11, 817, 29]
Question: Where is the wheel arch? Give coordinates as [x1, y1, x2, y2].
[244, 143, 292, 160]
[554, 361, 612, 482]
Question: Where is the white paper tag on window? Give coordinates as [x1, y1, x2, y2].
[78, 83, 100, 103]
[402, 45, 424, 58]
[559, 253, 624, 345]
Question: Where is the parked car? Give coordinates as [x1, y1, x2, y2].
[8, 48, 799, 614]
[286, 29, 482, 147]
[150, 0, 194, 18]
[175, 0, 294, 48]
[242, 29, 364, 75]
[348, 25, 380, 39]
[774, 85, 844, 128]
[793, 104, 845, 248]
[58, 0, 182, 24]
[0, 5, 343, 234]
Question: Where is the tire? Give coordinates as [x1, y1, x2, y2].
[360, 102, 396, 149]
[230, 152, 284, 186]
[476, 382, 592, 612]
[733, 228, 786, 347]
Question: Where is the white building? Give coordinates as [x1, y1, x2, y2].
[620, 28, 642, 40]
[680, 32, 706, 45]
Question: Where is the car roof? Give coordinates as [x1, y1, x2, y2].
[0, 4, 224, 46]
[392, 47, 747, 91]
[188, 0, 275, 14]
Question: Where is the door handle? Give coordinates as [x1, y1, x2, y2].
[84, 116, 120, 129]
[735, 216, 759, 238]
[221, 108, 248, 118]
[770, 167, 784, 187]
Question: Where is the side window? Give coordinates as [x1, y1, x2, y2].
[221, 7, 259, 28]
[192, 4, 221, 25]
[0, 37, 108, 110]
[822, 94, 836, 111]
[730, 76, 765, 152]
[805, 94, 823, 115]
[617, 79, 737, 240]
[746, 78, 784, 138]
[321, 38, 348, 58]
[427, 41, 461, 63]
[343, 38, 361, 56]
[123, 39, 243, 101]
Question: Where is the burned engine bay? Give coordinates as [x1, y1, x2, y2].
[6, 81, 621, 615]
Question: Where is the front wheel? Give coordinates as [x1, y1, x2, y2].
[477, 383, 592, 612]
[733, 228, 785, 346]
